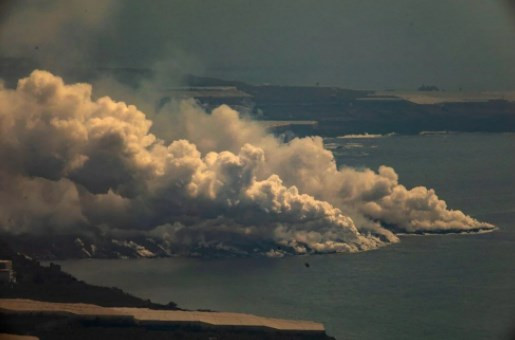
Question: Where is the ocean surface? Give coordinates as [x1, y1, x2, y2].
[57, 133, 515, 340]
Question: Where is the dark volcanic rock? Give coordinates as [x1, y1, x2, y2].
[0, 239, 178, 309]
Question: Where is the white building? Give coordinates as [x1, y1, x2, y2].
[0, 260, 14, 284]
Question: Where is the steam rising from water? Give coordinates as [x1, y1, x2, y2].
[0, 71, 494, 255]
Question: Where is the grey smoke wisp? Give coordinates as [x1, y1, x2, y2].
[0, 71, 494, 255]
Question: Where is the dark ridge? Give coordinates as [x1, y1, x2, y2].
[0, 239, 178, 310]
[0, 239, 335, 339]
[181, 75, 515, 136]
[2, 64, 515, 135]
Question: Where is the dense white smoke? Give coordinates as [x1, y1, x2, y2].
[0, 71, 494, 255]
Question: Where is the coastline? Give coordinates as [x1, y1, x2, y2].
[0, 240, 334, 339]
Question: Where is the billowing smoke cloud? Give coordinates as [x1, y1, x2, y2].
[0, 71, 494, 255]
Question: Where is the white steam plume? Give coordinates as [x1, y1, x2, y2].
[0, 71, 494, 255]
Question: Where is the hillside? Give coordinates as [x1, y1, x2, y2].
[0, 239, 178, 309]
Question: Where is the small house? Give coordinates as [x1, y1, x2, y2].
[0, 260, 14, 284]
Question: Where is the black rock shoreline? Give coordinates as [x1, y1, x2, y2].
[0, 239, 334, 339]
[0, 239, 178, 310]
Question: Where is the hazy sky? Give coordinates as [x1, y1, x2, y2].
[2, 0, 515, 90]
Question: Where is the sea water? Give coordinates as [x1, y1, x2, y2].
[57, 133, 515, 340]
